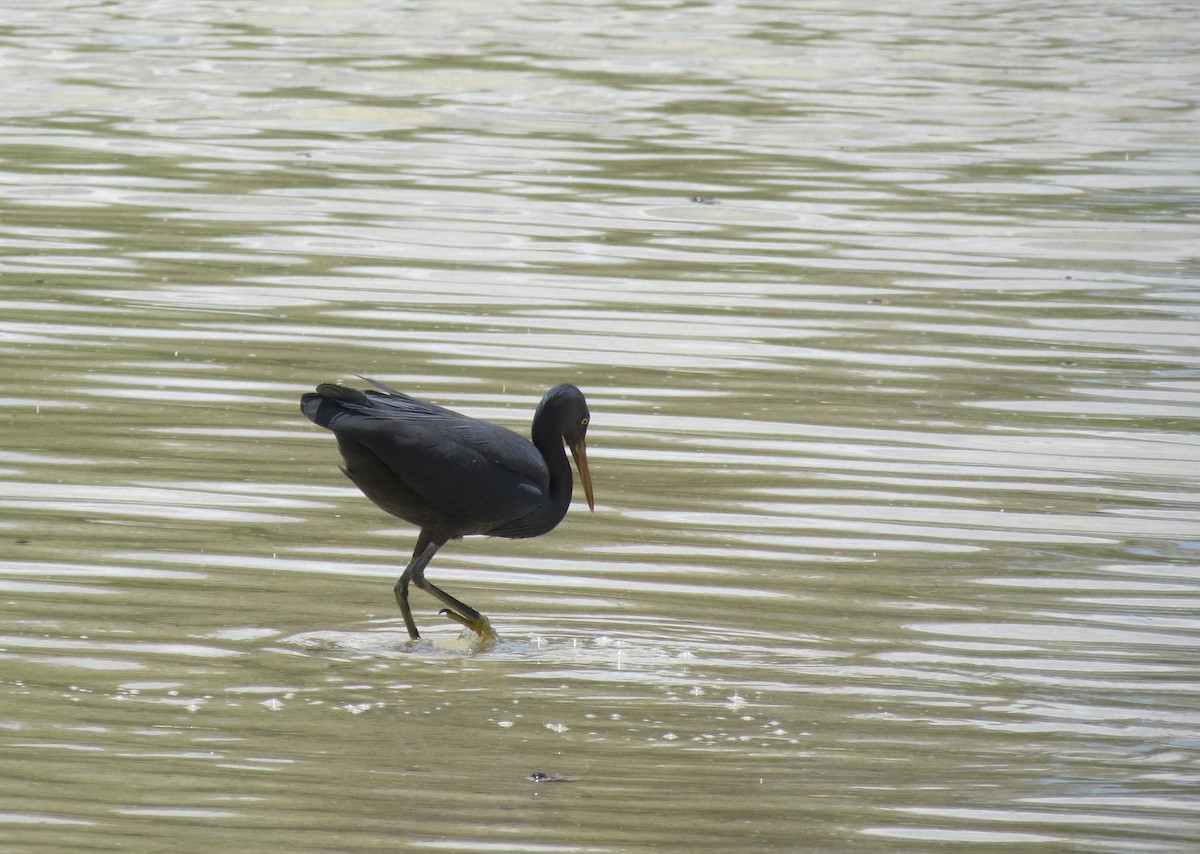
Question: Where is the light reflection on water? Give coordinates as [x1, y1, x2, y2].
[2, 0, 1200, 851]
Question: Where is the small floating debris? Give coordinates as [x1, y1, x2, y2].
[527, 772, 577, 783]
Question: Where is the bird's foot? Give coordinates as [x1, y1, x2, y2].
[439, 608, 497, 641]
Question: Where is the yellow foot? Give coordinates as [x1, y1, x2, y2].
[439, 608, 498, 641]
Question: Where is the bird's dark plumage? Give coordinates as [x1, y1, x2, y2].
[301, 378, 594, 640]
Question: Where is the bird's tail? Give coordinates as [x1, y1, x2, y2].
[313, 383, 371, 405]
[301, 382, 374, 427]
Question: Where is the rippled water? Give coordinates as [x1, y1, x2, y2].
[3, 1, 1199, 851]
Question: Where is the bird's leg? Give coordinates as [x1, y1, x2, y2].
[420, 579, 496, 641]
[395, 532, 439, 640]
[394, 531, 496, 640]
[439, 604, 494, 638]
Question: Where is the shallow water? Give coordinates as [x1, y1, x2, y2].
[3, 1, 1200, 851]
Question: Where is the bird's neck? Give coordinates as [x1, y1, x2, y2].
[532, 420, 573, 518]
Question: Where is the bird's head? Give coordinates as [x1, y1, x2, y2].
[541, 383, 595, 512]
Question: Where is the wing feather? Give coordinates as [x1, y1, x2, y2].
[301, 383, 547, 533]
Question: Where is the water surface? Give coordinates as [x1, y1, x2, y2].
[2, 1, 1199, 851]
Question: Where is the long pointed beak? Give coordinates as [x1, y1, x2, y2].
[569, 437, 595, 511]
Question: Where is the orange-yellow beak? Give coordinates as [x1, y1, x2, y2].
[569, 437, 595, 511]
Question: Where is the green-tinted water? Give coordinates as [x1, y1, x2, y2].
[3, 1, 1199, 851]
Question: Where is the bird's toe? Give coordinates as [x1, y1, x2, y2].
[439, 608, 498, 641]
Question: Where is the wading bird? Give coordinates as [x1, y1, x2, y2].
[300, 378, 594, 640]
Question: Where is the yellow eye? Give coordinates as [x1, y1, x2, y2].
[580, 417, 589, 428]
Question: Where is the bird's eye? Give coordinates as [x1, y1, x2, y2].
[579, 417, 589, 428]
